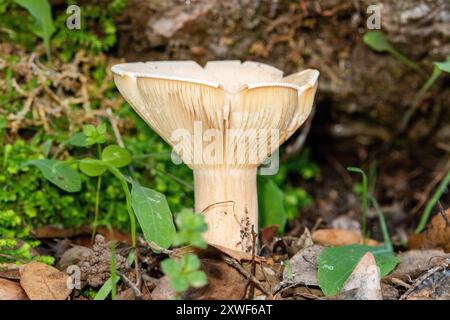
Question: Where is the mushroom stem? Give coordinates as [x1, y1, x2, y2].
[194, 167, 258, 252]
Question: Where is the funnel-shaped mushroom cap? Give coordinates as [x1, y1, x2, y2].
[112, 61, 319, 168]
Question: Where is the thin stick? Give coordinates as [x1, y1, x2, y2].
[247, 226, 258, 299]
[106, 108, 125, 148]
[117, 271, 143, 300]
[222, 256, 272, 298]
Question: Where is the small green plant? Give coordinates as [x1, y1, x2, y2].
[172, 209, 208, 249]
[347, 167, 368, 243]
[12, 0, 55, 60]
[161, 210, 208, 299]
[161, 254, 207, 299]
[364, 31, 450, 132]
[258, 149, 316, 233]
[363, 30, 424, 75]
[317, 167, 399, 296]
[53, 0, 126, 61]
[23, 123, 186, 299]
[24, 123, 177, 250]
[415, 168, 450, 233]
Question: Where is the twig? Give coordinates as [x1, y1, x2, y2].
[245, 226, 258, 299]
[222, 256, 272, 298]
[106, 108, 125, 148]
[391, 277, 411, 289]
[117, 271, 143, 300]
[0, 253, 28, 263]
[134, 248, 141, 288]
[138, 237, 174, 256]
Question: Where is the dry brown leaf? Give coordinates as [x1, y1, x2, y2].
[282, 245, 325, 287]
[387, 249, 449, 282]
[152, 258, 247, 300]
[0, 268, 20, 280]
[401, 258, 449, 300]
[260, 225, 279, 246]
[408, 209, 450, 252]
[381, 283, 400, 300]
[340, 252, 382, 300]
[151, 276, 175, 300]
[0, 278, 28, 300]
[312, 229, 379, 247]
[184, 258, 247, 300]
[19, 261, 71, 300]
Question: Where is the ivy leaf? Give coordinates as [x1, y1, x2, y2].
[13, 0, 55, 59]
[78, 158, 107, 177]
[131, 182, 176, 249]
[102, 145, 131, 168]
[363, 30, 393, 53]
[258, 177, 286, 232]
[25, 159, 81, 192]
[317, 244, 399, 296]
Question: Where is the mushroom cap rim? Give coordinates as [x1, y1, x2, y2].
[111, 63, 319, 95]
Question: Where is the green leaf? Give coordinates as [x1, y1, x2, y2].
[258, 177, 286, 232]
[67, 132, 91, 147]
[83, 125, 96, 137]
[161, 258, 182, 277]
[183, 254, 200, 273]
[25, 159, 81, 192]
[13, 0, 55, 59]
[79, 158, 107, 177]
[93, 277, 120, 300]
[131, 183, 176, 249]
[187, 271, 207, 288]
[102, 145, 131, 168]
[97, 123, 107, 135]
[170, 275, 190, 293]
[172, 209, 208, 249]
[434, 56, 450, 73]
[317, 244, 399, 296]
[41, 139, 53, 157]
[363, 31, 393, 53]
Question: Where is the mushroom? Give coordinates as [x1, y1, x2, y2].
[112, 61, 319, 253]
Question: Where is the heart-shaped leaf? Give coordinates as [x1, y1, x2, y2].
[79, 158, 107, 177]
[131, 182, 176, 249]
[102, 145, 131, 168]
[26, 159, 81, 192]
[317, 244, 399, 296]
